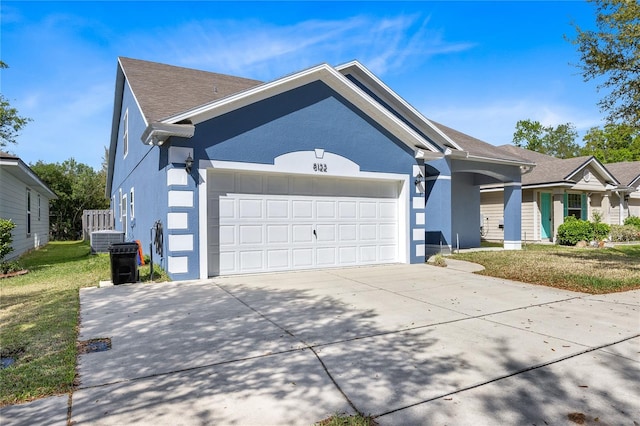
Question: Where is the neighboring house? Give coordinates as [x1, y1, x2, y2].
[0, 151, 57, 260]
[481, 145, 626, 242]
[605, 161, 640, 222]
[106, 57, 533, 280]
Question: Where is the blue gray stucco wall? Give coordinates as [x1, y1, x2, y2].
[167, 81, 424, 278]
[110, 81, 169, 272]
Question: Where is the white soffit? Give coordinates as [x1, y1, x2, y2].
[163, 63, 440, 154]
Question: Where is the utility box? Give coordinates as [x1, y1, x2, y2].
[108, 242, 139, 285]
[91, 231, 124, 253]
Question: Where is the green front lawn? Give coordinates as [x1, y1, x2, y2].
[451, 244, 640, 293]
[0, 241, 168, 405]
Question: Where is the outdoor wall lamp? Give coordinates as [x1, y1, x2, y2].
[185, 154, 193, 174]
[414, 174, 426, 186]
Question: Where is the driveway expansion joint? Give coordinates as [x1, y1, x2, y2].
[373, 333, 640, 420]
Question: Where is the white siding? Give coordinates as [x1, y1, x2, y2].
[522, 190, 535, 241]
[480, 191, 504, 241]
[0, 168, 51, 260]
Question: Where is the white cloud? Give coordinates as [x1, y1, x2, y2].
[129, 14, 475, 80]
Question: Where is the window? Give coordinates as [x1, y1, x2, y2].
[121, 192, 127, 223]
[118, 189, 123, 222]
[26, 189, 32, 236]
[38, 194, 41, 221]
[123, 108, 129, 158]
[129, 188, 135, 219]
[566, 193, 586, 219]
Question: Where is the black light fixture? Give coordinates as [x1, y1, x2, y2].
[185, 153, 193, 174]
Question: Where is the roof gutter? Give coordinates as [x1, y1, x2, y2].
[141, 122, 195, 146]
[444, 148, 536, 174]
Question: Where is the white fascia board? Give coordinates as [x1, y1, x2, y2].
[164, 63, 440, 154]
[465, 153, 536, 168]
[336, 61, 463, 151]
[141, 122, 195, 146]
[0, 159, 57, 199]
[565, 157, 620, 185]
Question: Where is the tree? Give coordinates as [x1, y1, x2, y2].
[570, 0, 640, 128]
[512, 119, 581, 159]
[0, 61, 32, 148]
[581, 123, 640, 163]
[31, 159, 109, 240]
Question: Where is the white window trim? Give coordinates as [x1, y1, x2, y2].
[123, 108, 129, 158]
[26, 188, 32, 236]
[129, 187, 135, 219]
[118, 189, 123, 222]
[121, 193, 127, 223]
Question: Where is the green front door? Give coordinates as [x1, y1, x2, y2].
[541, 192, 552, 239]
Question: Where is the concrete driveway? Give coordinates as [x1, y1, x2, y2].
[3, 263, 639, 425]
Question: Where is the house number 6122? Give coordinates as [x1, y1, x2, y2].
[313, 163, 328, 172]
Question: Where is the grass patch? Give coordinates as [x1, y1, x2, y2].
[316, 413, 378, 426]
[451, 244, 640, 294]
[0, 241, 169, 405]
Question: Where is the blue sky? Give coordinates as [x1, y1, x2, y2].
[1, 1, 603, 170]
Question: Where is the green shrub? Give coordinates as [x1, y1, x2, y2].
[0, 261, 22, 274]
[592, 222, 611, 241]
[610, 224, 640, 242]
[557, 217, 593, 246]
[624, 215, 640, 229]
[0, 218, 16, 261]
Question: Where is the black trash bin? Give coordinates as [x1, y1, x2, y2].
[108, 242, 139, 285]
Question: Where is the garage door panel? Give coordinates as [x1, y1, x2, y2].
[208, 171, 400, 276]
[316, 224, 336, 242]
[360, 224, 377, 240]
[338, 224, 357, 242]
[267, 225, 289, 244]
[292, 248, 313, 267]
[266, 199, 289, 219]
[380, 224, 397, 240]
[292, 200, 313, 219]
[316, 247, 336, 265]
[239, 251, 263, 270]
[219, 225, 235, 245]
[360, 202, 377, 219]
[338, 201, 357, 219]
[239, 225, 263, 245]
[219, 198, 235, 218]
[239, 199, 263, 219]
[219, 252, 236, 273]
[360, 246, 377, 262]
[338, 247, 357, 264]
[380, 245, 398, 261]
[379, 202, 397, 219]
[267, 250, 289, 269]
[316, 201, 336, 219]
[292, 224, 313, 243]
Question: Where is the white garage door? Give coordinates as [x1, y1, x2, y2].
[207, 170, 400, 276]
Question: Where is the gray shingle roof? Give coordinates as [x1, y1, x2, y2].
[520, 155, 598, 186]
[119, 57, 263, 123]
[496, 145, 557, 163]
[605, 161, 640, 187]
[429, 121, 533, 164]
